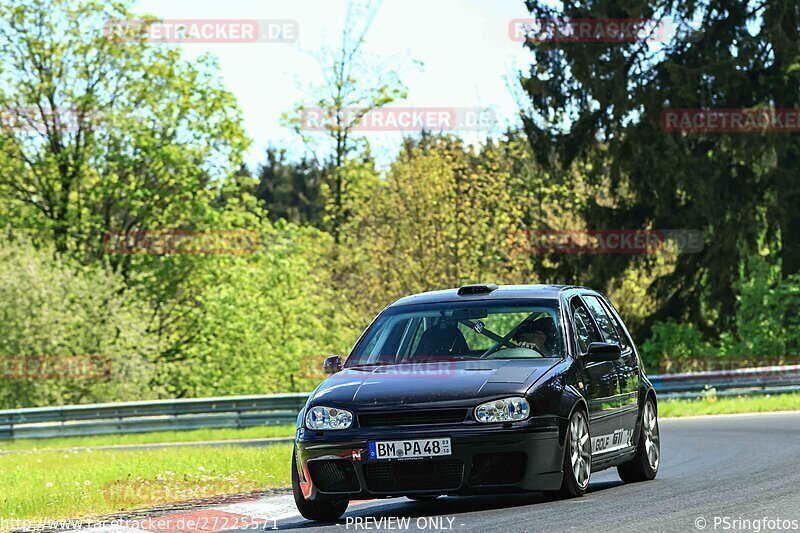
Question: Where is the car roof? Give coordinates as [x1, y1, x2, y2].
[387, 284, 591, 308]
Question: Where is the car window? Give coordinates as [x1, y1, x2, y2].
[600, 299, 633, 351]
[571, 300, 602, 354]
[583, 295, 620, 345]
[347, 300, 566, 365]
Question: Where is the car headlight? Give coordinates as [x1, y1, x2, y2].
[305, 406, 353, 430]
[475, 397, 530, 423]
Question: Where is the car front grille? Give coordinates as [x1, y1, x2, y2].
[307, 459, 361, 493]
[358, 409, 468, 427]
[364, 459, 464, 493]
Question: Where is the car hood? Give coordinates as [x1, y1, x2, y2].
[309, 359, 558, 409]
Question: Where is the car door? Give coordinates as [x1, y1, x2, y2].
[569, 296, 622, 451]
[582, 293, 640, 439]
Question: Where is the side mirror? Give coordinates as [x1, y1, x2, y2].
[323, 355, 343, 375]
[584, 342, 622, 362]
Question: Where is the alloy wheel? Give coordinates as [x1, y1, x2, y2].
[642, 401, 660, 470]
[569, 411, 591, 489]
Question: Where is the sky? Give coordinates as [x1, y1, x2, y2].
[133, 0, 534, 169]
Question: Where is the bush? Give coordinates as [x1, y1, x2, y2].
[158, 223, 361, 397]
[641, 256, 800, 374]
[0, 238, 160, 408]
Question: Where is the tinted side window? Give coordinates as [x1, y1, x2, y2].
[583, 295, 620, 345]
[571, 300, 602, 353]
[602, 299, 633, 351]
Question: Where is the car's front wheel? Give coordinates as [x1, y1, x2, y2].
[292, 447, 349, 522]
[548, 408, 591, 498]
[618, 398, 660, 483]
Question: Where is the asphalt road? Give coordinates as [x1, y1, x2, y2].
[270, 412, 800, 533]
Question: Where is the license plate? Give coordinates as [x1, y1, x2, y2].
[368, 437, 451, 460]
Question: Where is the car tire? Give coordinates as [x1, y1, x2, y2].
[292, 447, 349, 522]
[406, 495, 440, 501]
[548, 408, 591, 499]
[617, 398, 660, 483]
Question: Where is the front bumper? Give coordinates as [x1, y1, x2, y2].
[294, 416, 565, 500]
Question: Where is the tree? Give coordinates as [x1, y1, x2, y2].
[0, 0, 249, 257]
[282, 0, 408, 243]
[255, 148, 326, 227]
[518, 0, 800, 335]
[339, 134, 533, 316]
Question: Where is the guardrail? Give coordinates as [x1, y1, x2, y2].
[1, 366, 798, 440]
[0, 393, 309, 440]
[651, 365, 800, 399]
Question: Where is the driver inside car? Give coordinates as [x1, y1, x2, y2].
[512, 316, 555, 356]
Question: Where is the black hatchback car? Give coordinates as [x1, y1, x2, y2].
[292, 284, 660, 521]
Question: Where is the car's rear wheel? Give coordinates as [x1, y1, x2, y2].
[292, 447, 349, 522]
[548, 408, 591, 498]
[406, 495, 440, 501]
[618, 398, 660, 483]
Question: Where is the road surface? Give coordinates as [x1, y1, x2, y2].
[66, 411, 800, 533]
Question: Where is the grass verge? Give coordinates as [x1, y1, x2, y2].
[660, 392, 800, 417]
[0, 426, 296, 451]
[0, 443, 293, 521]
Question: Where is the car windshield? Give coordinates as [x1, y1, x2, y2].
[346, 299, 564, 367]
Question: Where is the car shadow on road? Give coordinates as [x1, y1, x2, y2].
[277, 478, 626, 530]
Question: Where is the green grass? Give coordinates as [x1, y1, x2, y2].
[0, 425, 296, 451]
[0, 444, 293, 521]
[660, 392, 800, 417]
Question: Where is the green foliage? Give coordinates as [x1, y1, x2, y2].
[728, 257, 800, 357]
[641, 256, 800, 372]
[0, 0, 797, 409]
[0, 238, 159, 408]
[335, 134, 534, 317]
[640, 320, 711, 373]
[254, 148, 326, 227]
[0, 0, 249, 258]
[519, 0, 800, 335]
[0, 443, 292, 520]
[159, 222, 360, 397]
